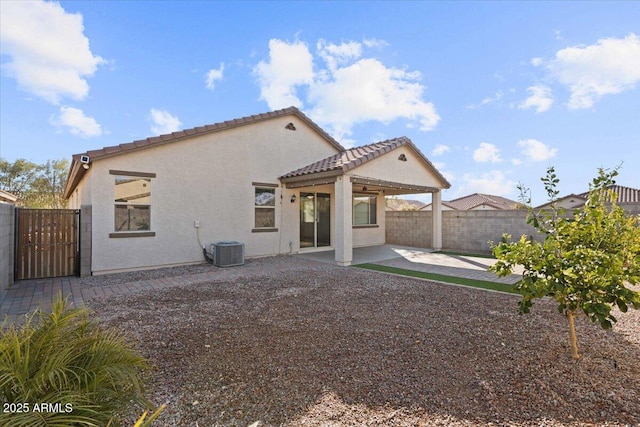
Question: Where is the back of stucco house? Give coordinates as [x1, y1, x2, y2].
[64, 107, 449, 275]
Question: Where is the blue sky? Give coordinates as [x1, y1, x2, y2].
[1, 1, 639, 205]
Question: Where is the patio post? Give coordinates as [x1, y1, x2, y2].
[432, 190, 442, 250]
[334, 176, 353, 266]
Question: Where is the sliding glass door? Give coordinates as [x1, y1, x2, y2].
[300, 192, 330, 248]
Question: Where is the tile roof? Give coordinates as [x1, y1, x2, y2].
[445, 193, 520, 210]
[578, 185, 640, 204]
[280, 137, 406, 178]
[279, 136, 451, 188]
[537, 185, 640, 208]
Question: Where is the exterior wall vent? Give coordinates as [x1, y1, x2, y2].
[210, 241, 245, 267]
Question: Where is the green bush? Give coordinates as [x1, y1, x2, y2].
[1, 294, 151, 426]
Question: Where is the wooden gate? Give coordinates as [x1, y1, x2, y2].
[15, 209, 80, 280]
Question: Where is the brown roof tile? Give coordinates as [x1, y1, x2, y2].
[445, 193, 520, 210]
[578, 185, 640, 204]
[279, 136, 450, 189]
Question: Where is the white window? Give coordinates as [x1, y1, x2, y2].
[353, 194, 377, 225]
[254, 187, 276, 228]
[114, 175, 152, 232]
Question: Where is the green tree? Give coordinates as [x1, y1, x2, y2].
[29, 159, 69, 208]
[490, 166, 640, 359]
[0, 158, 39, 202]
[0, 158, 68, 208]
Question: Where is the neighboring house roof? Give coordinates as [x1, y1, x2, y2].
[424, 193, 519, 210]
[420, 201, 458, 210]
[63, 107, 344, 199]
[279, 136, 451, 189]
[535, 194, 587, 209]
[385, 198, 426, 211]
[0, 189, 18, 204]
[577, 185, 640, 204]
[536, 185, 640, 208]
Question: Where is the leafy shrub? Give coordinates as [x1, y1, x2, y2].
[0, 294, 152, 426]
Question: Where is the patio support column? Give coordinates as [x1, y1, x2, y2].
[334, 176, 353, 266]
[432, 190, 442, 250]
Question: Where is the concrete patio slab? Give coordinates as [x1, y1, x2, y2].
[296, 244, 521, 285]
[295, 244, 434, 265]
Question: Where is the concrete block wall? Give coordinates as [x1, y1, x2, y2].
[80, 205, 92, 277]
[386, 204, 640, 254]
[385, 211, 433, 248]
[0, 203, 15, 298]
[441, 210, 538, 254]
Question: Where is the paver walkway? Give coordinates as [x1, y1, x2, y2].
[0, 273, 212, 326]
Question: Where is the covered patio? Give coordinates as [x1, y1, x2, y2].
[279, 137, 450, 266]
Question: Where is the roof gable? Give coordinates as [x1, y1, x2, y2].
[279, 136, 450, 189]
[535, 185, 640, 208]
[444, 193, 519, 210]
[578, 185, 640, 204]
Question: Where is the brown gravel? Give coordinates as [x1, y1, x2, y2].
[87, 258, 640, 427]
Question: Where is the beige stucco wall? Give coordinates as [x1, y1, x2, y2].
[351, 145, 445, 188]
[84, 116, 340, 274]
[68, 170, 93, 210]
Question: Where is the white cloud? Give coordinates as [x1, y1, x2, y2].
[254, 39, 314, 109]
[432, 161, 455, 183]
[457, 170, 517, 197]
[51, 106, 102, 137]
[519, 85, 554, 113]
[205, 63, 225, 90]
[432, 144, 450, 156]
[317, 39, 362, 72]
[473, 142, 502, 163]
[254, 38, 440, 144]
[362, 38, 389, 49]
[530, 57, 543, 67]
[308, 58, 439, 143]
[149, 109, 182, 135]
[511, 158, 523, 166]
[0, 0, 104, 104]
[467, 90, 503, 109]
[548, 33, 640, 109]
[518, 139, 558, 161]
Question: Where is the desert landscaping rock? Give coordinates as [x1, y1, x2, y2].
[86, 259, 640, 426]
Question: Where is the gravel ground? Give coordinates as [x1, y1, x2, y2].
[78, 263, 217, 287]
[87, 258, 640, 427]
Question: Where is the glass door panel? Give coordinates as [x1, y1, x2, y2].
[300, 192, 315, 248]
[317, 193, 331, 247]
[299, 192, 331, 248]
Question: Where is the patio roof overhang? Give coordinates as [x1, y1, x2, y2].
[280, 172, 439, 195]
[350, 176, 440, 195]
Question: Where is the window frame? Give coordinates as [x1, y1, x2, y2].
[352, 193, 378, 226]
[109, 170, 156, 238]
[252, 183, 278, 232]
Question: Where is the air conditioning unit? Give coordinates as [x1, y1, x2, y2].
[209, 241, 245, 267]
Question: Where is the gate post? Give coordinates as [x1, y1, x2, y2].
[1, 203, 15, 298]
[80, 205, 92, 277]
